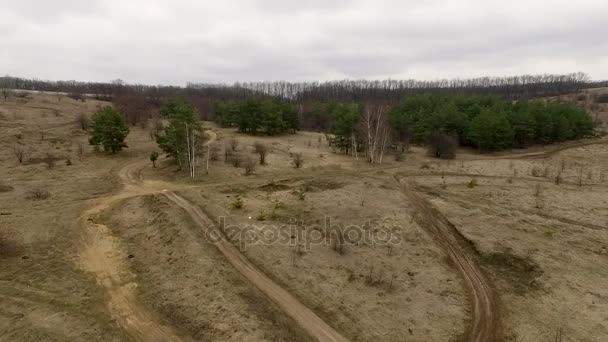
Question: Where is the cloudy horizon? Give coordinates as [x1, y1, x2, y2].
[1, 0, 607, 86]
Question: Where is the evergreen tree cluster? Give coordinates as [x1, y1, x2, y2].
[213, 98, 298, 135]
[389, 96, 593, 151]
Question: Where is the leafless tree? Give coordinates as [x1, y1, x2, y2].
[291, 152, 304, 168]
[229, 138, 239, 152]
[243, 157, 256, 175]
[253, 142, 268, 165]
[209, 144, 220, 161]
[76, 112, 89, 130]
[360, 104, 391, 164]
[12, 146, 26, 164]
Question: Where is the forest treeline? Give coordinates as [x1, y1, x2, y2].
[0, 72, 596, 104]
[0, 73, 599, 156]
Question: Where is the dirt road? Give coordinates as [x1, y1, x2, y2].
[79, 130, 349, 342]
[394, 176, 501, 342]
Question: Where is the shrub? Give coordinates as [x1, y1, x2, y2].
[291, 152, 304, 168]
[253, 142, 268, 165]
[65, 158, 72, 166]
[256, 210, 267, 221]
[243, 157, 256, 175]
[12, 146, 26, 164]
[229, 138, 239, 151]
[231, 195, 243, 209]
[150, 151, 159, 167]
[76, 113, 89, 130]
[467, 178, 478, 188]
[231, 155, 243, 168]
[27, 188, 51, 200]
[209, 145, 220, 161]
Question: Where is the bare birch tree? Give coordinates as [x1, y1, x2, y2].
[361, 104, 391, 164]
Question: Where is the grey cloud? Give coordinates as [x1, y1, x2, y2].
[0, 0, 606, 84]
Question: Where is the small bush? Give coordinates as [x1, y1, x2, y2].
[76, 113, 89, 130]
[27, 188, 51, 200]
[65, 158, 72, 166]
[292, 188, 306, 200]
[243, 157, 256, 175]
[256, 210, 267, 221]
[209, 145, 220, 161]
[12, 146, 26, 164]
[231, 195, 243, 209]
[150, 151, 159, 167]
[231, 155, 243, 168]
[253, 142, 268, 165]
[291, 152, 304, 168]
[467, 178, 478, 188]
[229, 138, 239, 151]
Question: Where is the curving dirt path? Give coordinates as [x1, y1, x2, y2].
[394, 175, 501, 342]
[79, 130, 349, 342]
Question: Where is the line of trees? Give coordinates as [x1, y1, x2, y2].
[214, 97, 298, 135]
[388, 95, 594, 151]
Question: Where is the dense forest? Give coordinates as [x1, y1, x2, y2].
[0, 73, 601, 157]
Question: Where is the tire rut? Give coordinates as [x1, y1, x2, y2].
[394, 175, 501, 342]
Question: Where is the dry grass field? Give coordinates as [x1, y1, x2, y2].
[1, 90, 607, 342]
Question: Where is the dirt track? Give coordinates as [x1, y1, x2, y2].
[79, 131, 349, 342]
[394, 175, 501, 342]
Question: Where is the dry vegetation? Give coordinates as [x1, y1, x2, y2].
[1, 89, 607, 341]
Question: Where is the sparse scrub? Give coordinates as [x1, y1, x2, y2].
[65, 158, 72, 166]
[12, 146, 26, 164]
[256, 210, 267, 221]
[231, 155, 243, 168]
[292, 187, 306, 200]
[243, 157, 256, 175]
[150, 151, 159, 167]
[76, 112, 89, 130]
[231, 195, 243, 209]
[291, 152, 304, 168]
[209, 145, 220, 161]
[27, 188, 51, 200]
[531, 166, 542, 177]
[467, 178, 478, 188]
[229, 138, 239, 151]
[253, 142, 269, 165]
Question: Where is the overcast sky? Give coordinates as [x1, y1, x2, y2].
[1, 0, 606, 85]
